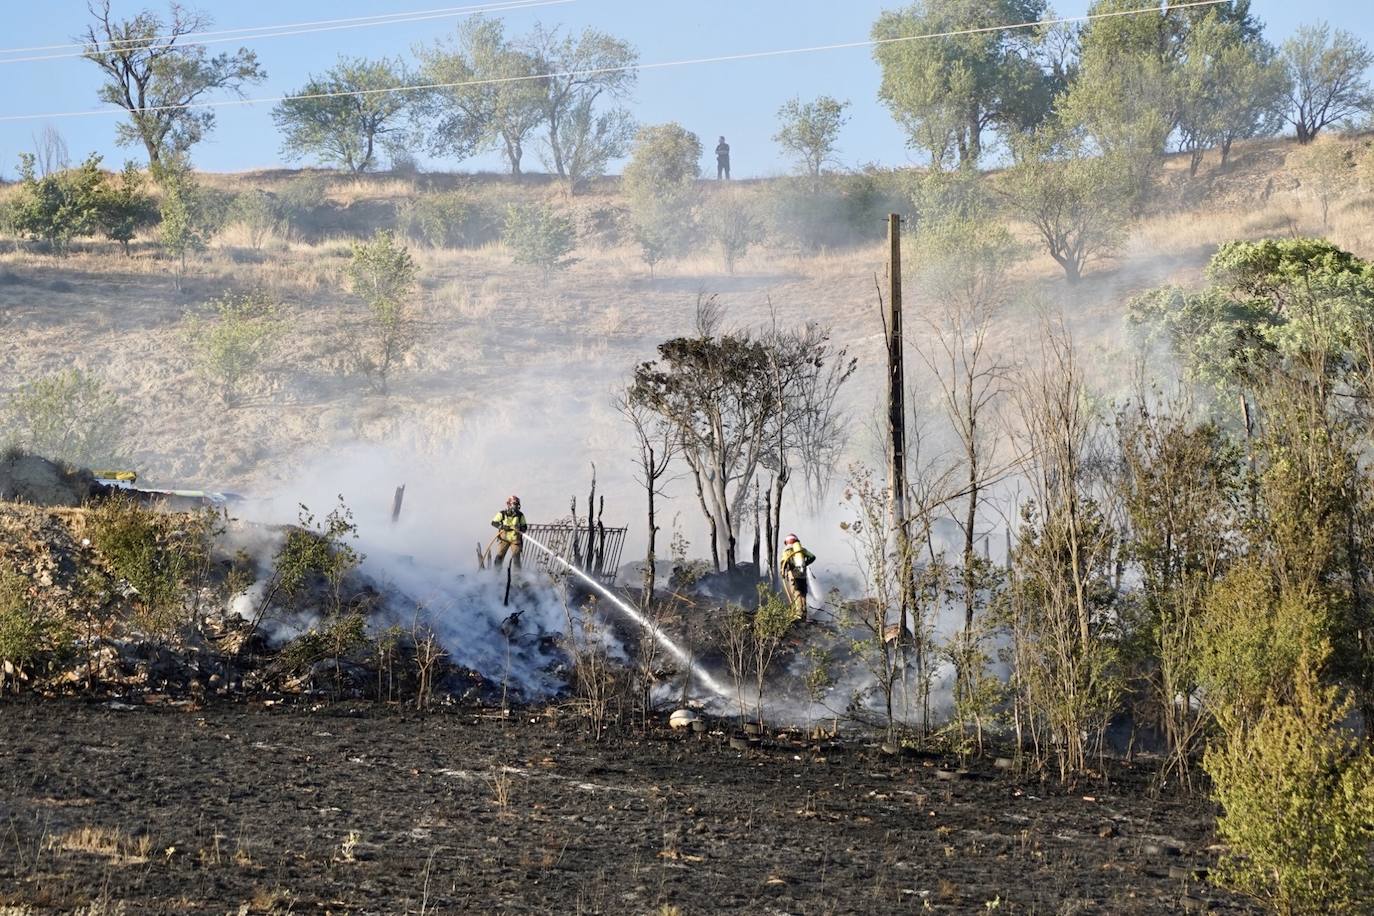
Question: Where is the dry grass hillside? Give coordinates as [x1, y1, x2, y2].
[2, 134, 1372, 533]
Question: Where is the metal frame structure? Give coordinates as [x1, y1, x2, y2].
[524, 521, 627, 586]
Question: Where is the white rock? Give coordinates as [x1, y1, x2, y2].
[668, 708, 699, 729]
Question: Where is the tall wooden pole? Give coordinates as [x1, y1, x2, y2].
[887, 213, 911, 647]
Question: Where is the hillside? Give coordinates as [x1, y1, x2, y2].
[2, 134, 1372, 547]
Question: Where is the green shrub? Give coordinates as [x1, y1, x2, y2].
[347, 230, 417, 393]
[0, 569, 45, 680]
[89, 496, 214, 639]
[394, 191, 493, 248]
[8, 153, 106, 254]
[278, 611, 367, 676]
[1195, 564, 1331, 734]
[3, 369, 128, 468]
[1204, 666, 1374, 915]
[184, 290, 285, 405]
[502, 202, 578, 277]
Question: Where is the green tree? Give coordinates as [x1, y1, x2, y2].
[3, 369, 128, 467]
[522, 24, 638, 181]
[630, 319, 774, 571]
[415, 17, 545, 176]
[1132, 239, 1374, 728]
[872, 0, 1051, 169]
[95, 161, 156, 255]
[502, 202, 578, 277]
[547, 100, 634, 195]
[773, 96, 850, 179]
[999, 130, 1132, 283]
[622, 123, 702, 196]
[185, 290, 285, 406]
[272, 56, 410, 173]
[156, 159, 211, 290]
[1174, 13, 1288, 175]
[347, 230, 418, 393]
[8, 153, 106, 254]
[1057, 0, 1175, 200]
[81, 0, 266, 167]
[623, 123, 701, 275]
[1282, 21, 1374, 144]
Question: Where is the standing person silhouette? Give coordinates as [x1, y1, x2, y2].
[715, 136, 731, 180]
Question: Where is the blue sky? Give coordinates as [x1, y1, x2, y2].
[1, 0, 1369, 178]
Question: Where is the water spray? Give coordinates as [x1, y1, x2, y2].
[520, 532, 733, 701]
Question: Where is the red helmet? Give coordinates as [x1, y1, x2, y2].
[507, 494, 520, 507]
[784, 533, 799, 545]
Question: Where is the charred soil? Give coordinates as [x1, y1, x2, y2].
[0, 700, 1257, 914]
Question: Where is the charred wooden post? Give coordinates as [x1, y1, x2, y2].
[887, 213, 914, 645]
[391, 484, 406, 523]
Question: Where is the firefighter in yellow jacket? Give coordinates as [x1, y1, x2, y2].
[779, 533, 816, 621]
[491, 495, 528, 571]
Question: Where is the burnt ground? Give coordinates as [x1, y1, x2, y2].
[0, 700, 1257, 915]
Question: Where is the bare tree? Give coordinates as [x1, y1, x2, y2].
[912, 214, 1021, 734]
[30, 125, 70, 177]
[1006, 317, 1122, 778]
[614, 393, 677, 604]
[760, 310, 857, 577]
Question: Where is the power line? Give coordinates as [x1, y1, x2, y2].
[0, 0, 570, 65]
[0, 0, 1229, 125]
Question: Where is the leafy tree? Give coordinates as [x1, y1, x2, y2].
[1173, 13, 1288, 175]
[630, 315, 773, 570]
[347, 230, 417, 393]
[415, 17, 545, 176]
[1132, 239, 1374, 727]
[546, 99, 634, 195]
[156, 159, 212, 290]
[522, 24, 638, 181]
[185, 290, 285, 406]
[623, 124, 701, 274]
[622, 123, 702, 196]
[8, 153, 106, 254]
[1115, 401, 1242, 782]
[273, 56, 410, 173]
[773, 96, 850, 179]
[1291, 137, 1353, 227]
[3, 369, 128, 467]
[95, 161, 156, 255]
[502, 202, 578, 277]
[1282, 22, 1374, 143]
[1057, 0, 1175, 199]
[871, 0, 1051, 169]
[999, 130, 1132, 283]
[80, 0, 266, 167]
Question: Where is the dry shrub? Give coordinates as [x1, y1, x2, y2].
[51, 826, 153, 865]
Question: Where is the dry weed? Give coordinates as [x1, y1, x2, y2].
[49, 826, 152, 865]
